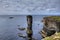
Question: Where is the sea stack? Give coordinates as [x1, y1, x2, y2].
[27, 15, 33, 40]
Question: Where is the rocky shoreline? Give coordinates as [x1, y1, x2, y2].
[41, 16, 60, 40]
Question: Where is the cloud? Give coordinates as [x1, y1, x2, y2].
[0, 0, 60, 15]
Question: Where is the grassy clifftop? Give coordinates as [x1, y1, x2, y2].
[45, 16, 60, 21]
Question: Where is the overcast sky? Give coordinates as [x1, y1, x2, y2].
[0, 0, 60, 15]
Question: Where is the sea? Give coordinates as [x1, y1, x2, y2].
[0, 15, 50, 40]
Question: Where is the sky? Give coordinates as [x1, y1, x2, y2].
[0, 0, 60, 15]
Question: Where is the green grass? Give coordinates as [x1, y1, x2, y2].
[46, 16, 60, 21]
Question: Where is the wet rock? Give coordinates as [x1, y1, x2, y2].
[9, 17, 14, 19]
[18, 33, 26, 38]
[46, 29, 56, 36]
[39, 30, 47, 38]
[18, 28, 25, 31]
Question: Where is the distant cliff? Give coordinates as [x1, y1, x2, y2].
[41, 16, 60, 38]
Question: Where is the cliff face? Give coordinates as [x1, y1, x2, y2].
[41, 16, 60, 38]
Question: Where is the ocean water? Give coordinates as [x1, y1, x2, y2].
[0, 15, 46, 40]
